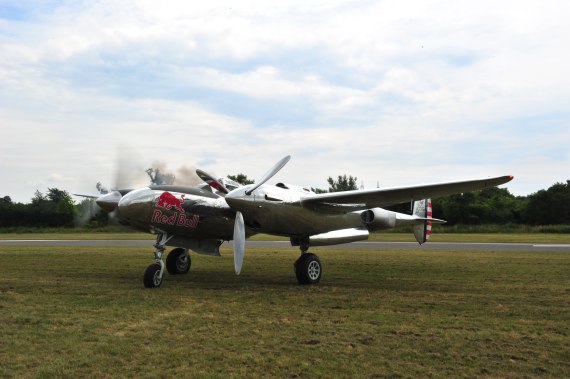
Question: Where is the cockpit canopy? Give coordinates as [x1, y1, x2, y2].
[276, 183, 315, 194]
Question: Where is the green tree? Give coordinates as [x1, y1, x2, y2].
[31, 190, 46, 204]
[327, 175, 358, 192]
[13, 188, 77, 228]
[48, 188, 76, 227]
[0, 196, 15, 227]
[524, 181, 570, 225]
[227, 173, 254, 185]
[432, 187, 519, 225]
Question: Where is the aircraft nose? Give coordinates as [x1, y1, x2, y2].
[116, 188, 154, 223]
[96, 191, 122, 212]
[225, 187, 254, 211]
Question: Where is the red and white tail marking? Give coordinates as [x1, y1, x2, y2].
[412, 198, 435, 245]
[425, 200, 432, 241]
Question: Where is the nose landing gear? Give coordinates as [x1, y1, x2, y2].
[143, 233, 172, 288]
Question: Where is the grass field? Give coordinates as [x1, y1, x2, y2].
[1, 244, 569, 378]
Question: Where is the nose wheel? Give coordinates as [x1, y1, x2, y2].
[143, 233, 173, 288]
[144, 263, 164, 288]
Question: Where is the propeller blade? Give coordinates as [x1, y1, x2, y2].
[196, 169, 229, 194]
[233, 211, 245, 275]
[245, 155, 291, 195]
[114, 147, 147, 190]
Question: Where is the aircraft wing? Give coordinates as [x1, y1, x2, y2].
[300, 175, 513, 212]
[72, 193, 101, 199]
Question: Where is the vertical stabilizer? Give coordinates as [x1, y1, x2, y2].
[413, 199, 433, 244]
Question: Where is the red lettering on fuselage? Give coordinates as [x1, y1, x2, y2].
[151, 209, 176, 225]
[151, 209, 200, 229]
[176, 213, 200, 228]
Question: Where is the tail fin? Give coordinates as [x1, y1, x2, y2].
[412, 199, 445, 245]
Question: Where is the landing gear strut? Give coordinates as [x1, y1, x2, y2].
[143, 233, 173, 288]
[293, 237, 322, 285]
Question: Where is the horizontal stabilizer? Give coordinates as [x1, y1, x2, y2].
[413, 217, 446, 224]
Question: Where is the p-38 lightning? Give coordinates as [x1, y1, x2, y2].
[77, 156, 513, 288]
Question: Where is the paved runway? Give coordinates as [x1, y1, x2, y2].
[1, 240, 569, 252]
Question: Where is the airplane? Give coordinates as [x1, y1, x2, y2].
[76, 156, 513, 288]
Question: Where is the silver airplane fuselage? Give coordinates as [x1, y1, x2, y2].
[116, 184, 365, 240]
[117, 185, 235, 240]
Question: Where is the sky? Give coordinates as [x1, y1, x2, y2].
[1, 0, 569, 202]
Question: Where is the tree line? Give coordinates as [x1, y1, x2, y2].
[318, 176, 570, 226]
[0, 189, 77, 228]
[1, 176, 569, 229]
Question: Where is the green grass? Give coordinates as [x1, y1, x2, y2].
[1, 245, 568, 378]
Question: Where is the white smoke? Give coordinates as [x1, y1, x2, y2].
[149, 160, 202, 186]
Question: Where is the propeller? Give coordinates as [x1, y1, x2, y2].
[73, 146, 148, 223]
[245, 155, 290, 195]
[228, 155, 291, 274]
[233, 211, 245, 274]
[96, 149, 145, 212]
[196, 169, 229, 195]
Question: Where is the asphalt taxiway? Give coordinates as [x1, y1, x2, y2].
[1, 240, 569, 252]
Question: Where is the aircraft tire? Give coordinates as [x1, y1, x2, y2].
[294, 253, 322, 285]
[143, 263, 163, 288]
[166, 248, 191, 275]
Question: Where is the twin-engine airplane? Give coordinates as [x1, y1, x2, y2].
[78, 156, 513, 288]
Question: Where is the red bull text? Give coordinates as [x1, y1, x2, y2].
[152, 192, 199, 229]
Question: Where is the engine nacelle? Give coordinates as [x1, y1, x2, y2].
[360, 208, 401, 230]
[361, 203, 446, 244]
[291, 228, 369, 247]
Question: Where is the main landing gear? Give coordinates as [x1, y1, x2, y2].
[166, 247, 191, 275]
[143, 234, 191, 288]
[293, 238, 322, 285]
[143, 234, 322, 287]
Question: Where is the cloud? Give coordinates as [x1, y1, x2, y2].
[1, 0, 569, 201]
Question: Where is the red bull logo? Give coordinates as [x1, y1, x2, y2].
[152, 192, 199, 229]
[156, 192, 185, 213]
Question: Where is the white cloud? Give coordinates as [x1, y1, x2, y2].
[1, 0, 569, 201]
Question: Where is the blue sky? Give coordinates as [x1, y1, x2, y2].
[1, 0, 569, 202]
